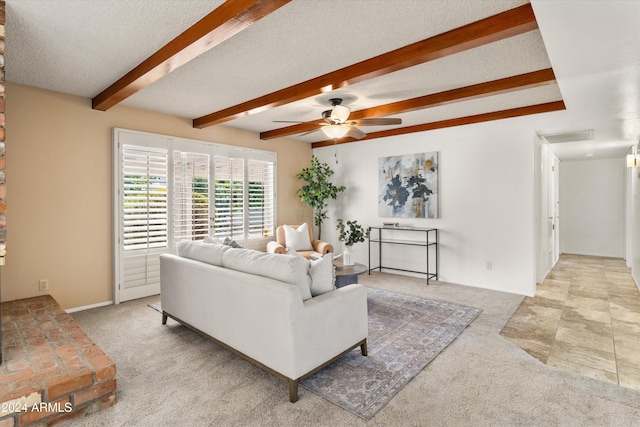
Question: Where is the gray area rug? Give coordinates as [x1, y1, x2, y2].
[300, 287, 482, 420]
[148, 288, 481, 420]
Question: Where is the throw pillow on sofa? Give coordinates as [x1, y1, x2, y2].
[204, 235, 243, 248]
[223, 237, 243, 248]
[308, 253, 335, 297]
[283, 223, 313, 251]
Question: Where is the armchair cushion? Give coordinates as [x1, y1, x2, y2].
[283, 223, 313, 251]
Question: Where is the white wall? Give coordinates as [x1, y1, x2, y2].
[559, 158, 625, 257]
[314, 121, 537, 297]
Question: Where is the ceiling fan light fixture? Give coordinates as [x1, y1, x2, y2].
[322, 124, 350, 139]
[330, 105, 351, 122]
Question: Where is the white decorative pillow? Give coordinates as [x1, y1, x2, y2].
[308, 253, 335, 297]
[284, 223, 313, 251]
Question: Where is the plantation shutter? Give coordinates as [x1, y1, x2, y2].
[115, 128, 277, 303]
[213, 153, 245, 239]
[119, 142, 168, 301]
[173, 151, 210, 244]
[247, 159, 275, 238]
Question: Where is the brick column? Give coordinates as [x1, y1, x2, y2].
[0, 0, 5, 366]
[0, 1, 5, 263]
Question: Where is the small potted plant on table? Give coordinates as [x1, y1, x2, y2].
[336, 219, 370, 265]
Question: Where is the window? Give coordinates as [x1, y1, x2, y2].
[211, 152, 276, 242]
[121, 145, 168, 251]
[114, 129, 277, 302]
[173, 151, 210, 243]
[213, 155, 245, 239]
[248, 159, 275, 239]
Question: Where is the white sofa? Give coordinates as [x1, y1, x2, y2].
[159, 240, 368, 402]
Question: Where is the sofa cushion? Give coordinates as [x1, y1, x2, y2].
[222, 247, 312, 300]
[284, 223, 313, 251]
[308, 253, 335, 297]
[176, 240, 229, 266]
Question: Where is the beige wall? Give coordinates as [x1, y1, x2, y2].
[3, 82, 312, 309]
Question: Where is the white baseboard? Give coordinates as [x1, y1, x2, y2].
[66, 300, 113, 313]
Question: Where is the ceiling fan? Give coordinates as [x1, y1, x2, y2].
[277, 98, 402, 140]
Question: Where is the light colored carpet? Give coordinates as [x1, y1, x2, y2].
[148, 289, 481, 420]
[68, 272, 640, 426]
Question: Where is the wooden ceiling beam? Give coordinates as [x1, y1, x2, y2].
[194, 3, 538, 129]
[92, 0, 291, 111]
[260, 68, 557, 140]
[311, 101, 567, 148]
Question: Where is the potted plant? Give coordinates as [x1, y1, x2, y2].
[336, 219, 370, 265]
[296, 155, 345, 239]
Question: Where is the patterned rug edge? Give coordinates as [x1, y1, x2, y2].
[300, 287, 482, 420]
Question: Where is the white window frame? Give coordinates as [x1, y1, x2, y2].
[113, 128, 277, 303]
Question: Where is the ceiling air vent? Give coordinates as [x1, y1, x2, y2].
[537, 129, 594, 144]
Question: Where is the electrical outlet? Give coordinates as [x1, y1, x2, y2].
[38, 279, 49, 291]
[486, 261, 493, 270]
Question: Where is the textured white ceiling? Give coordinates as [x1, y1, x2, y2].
[122, 0, 528, 117]
[6, 0, 224, 97]
[229, 30, 555, 134]
[6, 0, 640, 160]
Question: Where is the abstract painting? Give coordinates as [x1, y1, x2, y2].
[378, 152, 438, 218]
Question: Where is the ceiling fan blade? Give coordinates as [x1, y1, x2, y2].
[346, 126, 367, 140]
[353, 118, 402, 126]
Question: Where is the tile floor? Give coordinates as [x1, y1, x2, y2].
[501, 254, 640, 391]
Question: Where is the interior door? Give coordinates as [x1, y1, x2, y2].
[547, 154, 556, 267]
[553, 157, 560, 264]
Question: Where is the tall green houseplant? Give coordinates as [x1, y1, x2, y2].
[296, 155, 345, 239]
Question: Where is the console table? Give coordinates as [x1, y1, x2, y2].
[368, 226, 439, 284]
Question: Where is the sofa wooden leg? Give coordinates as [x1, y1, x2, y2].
[361, 339, 368, 356]
[162, 312, 168, 325]
[288, 379, 299, 403]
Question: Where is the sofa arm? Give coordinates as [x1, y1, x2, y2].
[312, 240, 333, 254]
[267, 240, 287, 254]
[291, 284, 368, 377]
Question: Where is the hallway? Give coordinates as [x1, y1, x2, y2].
[501, 254, 640, 391]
